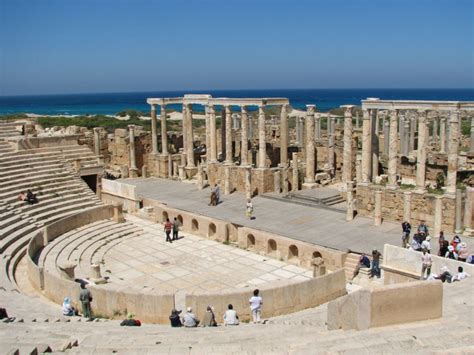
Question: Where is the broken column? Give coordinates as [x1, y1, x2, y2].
[93, 127, 101, 156]
[274, 170, 281, 193]
[346, 181, 355, 221]
[128, 124, 138, 177]
[304, 105, 316, 187]
[374, 190, 382, 226]
[113, 202, 125, 223]
[291, 152, 299, 192]
[455, 188, 463, 234]
[403, 191, 412, 223]
[90, 263, 107, 284]
[463, 187, 474, 237]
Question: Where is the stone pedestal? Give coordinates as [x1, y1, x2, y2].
[113, 202, 125, 223]
[185, 166, 198, 179]
[403, 192, 412, 223]
[463, 187, 474, 237]
[455, 189, 463, 233]
[90, 263, 107, 284]
[282, 168, 289, 194]
[120, 165, 129, 179]
[312, 257, 326, 277]
[58, 261, 76, 281]
[273, 170, 281, 193]
[156, 154, 169, 178]
[346, 181, 355, 221]
[172, 161, 178, 179]
[129, 168, 139, 178]
[374, 190, 382, 226]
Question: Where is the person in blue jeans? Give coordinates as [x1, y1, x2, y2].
[352, 254, 370, 280]
[370, 249, 381, 278]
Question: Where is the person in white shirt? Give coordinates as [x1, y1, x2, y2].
[421, 236, 431, 253]
[420, 249, 432, 280]
[453, 266, 470, 282]
[182, 307, 199, 327]
[249, 289, 263, 323]
[223, 304, 239, 326]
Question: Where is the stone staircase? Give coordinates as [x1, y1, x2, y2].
[261, 191, 346, 213]
[0, 121, 21, 138]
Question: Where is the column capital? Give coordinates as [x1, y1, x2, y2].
[128, 124, 135, 130]
[93, 127, 101, 133]
[241, 105, 248, 113]
[258, 104, 265, 110]
[362, 109, 370, 119]
[340, 105, 355, 114]
[306, 104, 316, 115]
[150, 104, 156, 110]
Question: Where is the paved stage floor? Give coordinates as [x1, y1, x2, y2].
[102, 215, 312, 293]
[123, 178, 404, 254]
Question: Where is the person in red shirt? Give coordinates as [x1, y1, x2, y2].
[164, 218, 173, 243]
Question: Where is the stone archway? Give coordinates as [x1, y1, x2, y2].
[208, 223, 216, 237]
[247, 234, 256, 249]
[267, 239, 277, 254]
[192, 218, 199, 232]
[288, 245, 299, 259]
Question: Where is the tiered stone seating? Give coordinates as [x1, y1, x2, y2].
[0, 142, 103, 291]
[0, 121, 21, 138]
[40, 219, 142, 280]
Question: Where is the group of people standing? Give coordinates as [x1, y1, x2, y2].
[169, 289, 263, 328]
[163, 217, 182, 243]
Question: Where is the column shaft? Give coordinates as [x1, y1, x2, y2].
[470, 118, 474, 154]
[361, 109, 372, 183]
[446, 110, 460, 195]
[93, 128, 101, 156]
[241, 106, 249, 166]
[371, 109, 379, 181]
[128, 125, 137, 171]
[225, 105, 233, 164]
[209, 106, 217, 162]
[279, 104, 289, 166]
[161, 104, 168, 155]
[185, 104, 195, 167]
[305, 105, 316, 183]
[315, 113, 321, 139]
[415, 110, 428, 191]
[205, 106, 210, 162]
[440, 117, 447, 153]
[150, 104, 158, 155]
[409, 114, 416, 153]
[387, 110, 399, 188]
[258, 105, 266, 168]
[342, 105, 354, 183]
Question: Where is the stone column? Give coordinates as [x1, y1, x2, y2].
[446, 109, 460, 195]
[470, 117, 474, 154]
[209, 105, 217, 163]
[128, 125, 138, 177]
[295, 117, 301, 146]
[244, 167, 252, 199]
[173, 160, 178, 179]
[439, 116, 447, 153]
[455, 188, 463, 233]
[150, 104, 158, 155]
[182, 104, 187, 154]
[93, 127, 101, 156]
[273, 170, 281, 193]
[409, 114, 416, 153]
[433, 197, 442, 238]
[168, 154, 173, 179]
[224, 165, 231, 195]
[361, 109, 372, 183]
[197, 163, 204, 190]
[374, 190, 382, 226]
[432, 115, 439, 146]
[204, 106, 211, 162]
[240, 106, 249, 166]
[113, 202, 125, 223]
[403, 192, 412, 223]
[383, 119, 390, 156]
[387, 110, 399, 189]
[371, 109, 379, 181]
[346, 181, 354, 221]
[415, 110, 428, 192]
[160, 104, 168, 155]
[403, 119, 410, 156]
[464, 187, 474, 236]
[399, 116, 406, 153]
[248, 115, 254, 139]
[328, 132, 335, 178]
[304, 105, 316, 185]
[282, 168, 289, 194]
[258, 104, 266, 168]
[355, 112, 360, 129]
[142, 165, 147, 178]
[279, 104, 289, 166]
[225, 105, 233, 164]
[291, 152, 298, 191]
[342, 105, 354, 183]
[185, 104, 195, 168]
[232, 114, 239, 129]
[315, 113, 321, 140]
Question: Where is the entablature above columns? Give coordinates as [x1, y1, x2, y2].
[362, 99, 474, 112]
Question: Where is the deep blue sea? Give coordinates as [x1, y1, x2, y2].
[0, 89, 473, 115]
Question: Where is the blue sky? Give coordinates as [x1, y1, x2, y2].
[0, 0, 473, 95]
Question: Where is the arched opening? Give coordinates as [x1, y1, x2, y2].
[177, 215, 183, 225]
[288, 245, 299, 259]
[312, 251, 322, 259]
[208, 223, 216, 237]
[247, 234, 256, 249]
[267, 239, 277, 254]
[162, 211, 169, 223]
[192, 218, 199, 232]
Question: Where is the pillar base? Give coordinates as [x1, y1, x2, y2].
[185, 166, 198, 179]
[302, 182, 317, 190]
[413, 188, 426, 194]
[386, 184, 398, 191]
[157, 154, 170, 178]
[129, 168, 139, 178]
[463, 228, 474, 237]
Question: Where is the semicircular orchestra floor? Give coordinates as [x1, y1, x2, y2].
[100, 215, 313, 293]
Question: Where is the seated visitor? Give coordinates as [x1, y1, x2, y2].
[18, 192, 27, 202]
[62, 297, 77, 316]
[120, 313, 141, 326]
[169, 309, 182, 327]
[453, 266, 470, 282]
[352, 254, 371, 280]
[421, 236, 431, 253]
[467, 255, 474, 264]
[417, 221, 429, 237]
[26, 189, 39, 204]
[201, 305, 217, 327]
[223, 304, 239, 326]
[434, 266, 453, 283]
[183, 307, 199, 327]
[457, 242, 469, 262]
[445, 245, 458, 260]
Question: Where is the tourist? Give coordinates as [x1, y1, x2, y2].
[421, 236, 431, 253]
[410, 239, 422, 252]
[214, 184, 221, 204]
[201, 305, 217, 327]
[420, 249, 432, 280]
[457, 242, 469, 262]
[467, 255, 474, 264]
[172, 217, 181, 241]
[438, 232, 446, 256]
[351, 254, 370, 280]
[79, 283, 93, 319]
[182, 307, 199, 327]
[120, 313, 141, 326]
[453, 266, 470, 282]
[18, 191, 27, 202]
[401, 221, 411, 247]
[370, 249, 381, 278]
[417, 221, 429, 238]
[450, 235, 461, 251]
[62, 297, 77, 316]
[223, 304, 239, 326]
[26, 189, 39, 204]
[164, 218, 173, 243]
[249, 289, 263, 323]
[169, 309, 182, 327]
[434, 266, 452, 283]
[209, 184, 218, 206]
[445, 245, 458, 260]
[246, 199, 254, 220]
